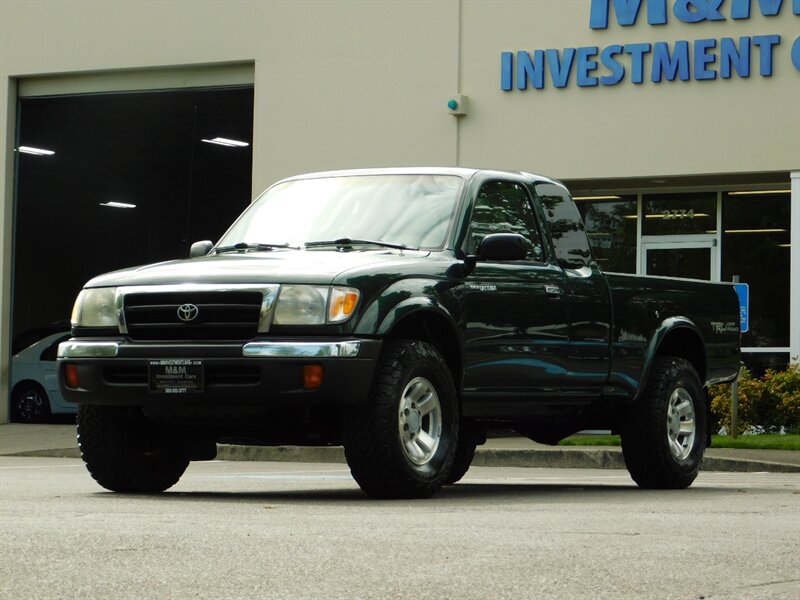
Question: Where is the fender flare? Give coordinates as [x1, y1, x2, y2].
[634, 316, 706, 402]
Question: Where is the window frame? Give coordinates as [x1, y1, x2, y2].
[462, 179, 549, 264]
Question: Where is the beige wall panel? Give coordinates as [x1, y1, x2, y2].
[250, 1, 459, 191]
[459, 1, 800, 180]
[0, 0, 261, 75]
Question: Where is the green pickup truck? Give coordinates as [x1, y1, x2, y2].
[59, 168, 741, 498]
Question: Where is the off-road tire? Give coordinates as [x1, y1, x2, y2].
[445, 424, 481, 485]
[77, 405, 190, 493]
[342, 340, 458, 499]
[621, 357, 707, 489]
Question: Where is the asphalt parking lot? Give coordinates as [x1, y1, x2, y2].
[1, 457, 798, 599]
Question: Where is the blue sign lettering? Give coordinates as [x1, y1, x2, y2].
[720, 37, 751, 78]
[591, 0, 667, 29]
[694, 38, 719, 79]
[731, 0, 789, 19]
[546, 48, 576, 88]
[502, 1, 798, 91]
[517, 50, 544, 89]
[625, 43, 652, 83]
[600, 45, 627, 84]
[651, 40, 690, 81]
[752, 34, 781, 75]
[590, 0, 797, 28]
[793, 36, 800, 69]
[577, 46, 601, 86]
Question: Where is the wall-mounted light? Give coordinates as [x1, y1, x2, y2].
[17, 145, 55, 156]
[201, 137, 249, 147]
[446, 95, 468, 116]
[99, 202, 136, 209]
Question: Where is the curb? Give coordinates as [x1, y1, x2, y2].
[214, 444, 800, 473]
[4, 445, 800, 473]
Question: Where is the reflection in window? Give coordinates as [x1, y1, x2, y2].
[576, 197, 637, 273]
[222, 175, 461, 250]
[740, 352, 790, 376]
[642, 192, 717, 235]
[722, 191, 790, 349]
[467, 181, 544, 260]
[536, 183, 592, 269]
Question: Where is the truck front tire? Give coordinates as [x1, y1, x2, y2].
[77, 405, 190, 493]
[342, 340, 458, 499]
[621, 357, 707, 489]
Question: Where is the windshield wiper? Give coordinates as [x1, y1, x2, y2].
[214, 242, 300, 254]
[304, 238, 418, 251]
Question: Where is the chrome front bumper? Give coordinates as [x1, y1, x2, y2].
[58, 339, 363, 359]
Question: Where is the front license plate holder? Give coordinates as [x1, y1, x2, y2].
[148, 359, 204, 394]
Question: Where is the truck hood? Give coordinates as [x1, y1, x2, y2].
[84, 249, 432, 288]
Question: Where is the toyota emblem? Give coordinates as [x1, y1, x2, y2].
[177, 303, 199, 322]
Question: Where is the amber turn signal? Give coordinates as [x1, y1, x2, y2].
[328, 287, 360, 323]
[303, 365, 323, 389]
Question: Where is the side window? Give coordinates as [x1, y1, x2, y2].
[535, 183, 592, 270]
[467, 181, 545, 261]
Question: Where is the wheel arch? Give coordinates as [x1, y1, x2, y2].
[636, 318, 707, 402]
[381, 306, 463, 393]
[11, 378, 47, 399]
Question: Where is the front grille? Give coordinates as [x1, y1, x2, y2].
[124, 291, 262, 341]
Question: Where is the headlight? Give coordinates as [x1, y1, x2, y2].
[274, 286, 328, 325]
[71, 288, 118, 328]
[273, 285, 360, 325]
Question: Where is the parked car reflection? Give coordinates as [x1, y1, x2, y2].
[10, 332, 76, 423]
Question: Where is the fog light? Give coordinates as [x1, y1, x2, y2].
[303, 365, 323, 389]
[64, 364, 79, 389]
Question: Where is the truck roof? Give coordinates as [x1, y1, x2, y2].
[276, 167, 563, 187]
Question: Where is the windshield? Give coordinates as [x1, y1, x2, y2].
[217, 174, 463, 250]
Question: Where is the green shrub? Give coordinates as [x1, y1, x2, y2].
[709, 362, 800, 434]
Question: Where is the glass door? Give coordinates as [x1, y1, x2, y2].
[642, 238, 718, 280]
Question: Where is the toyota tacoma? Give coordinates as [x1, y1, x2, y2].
[58, 168, 741, 498]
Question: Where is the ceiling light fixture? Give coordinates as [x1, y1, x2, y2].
[728, 190, 790, 196]
[642, 213, 711, 219]
[201, 137, 250, 148]
[725, 228, 786, 233]
[99, 201, 137, 209]
[572, 195, 622, 201]
[17, 145, 55, 156]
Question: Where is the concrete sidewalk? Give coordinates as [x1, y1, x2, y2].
[1, 423, 799, 473]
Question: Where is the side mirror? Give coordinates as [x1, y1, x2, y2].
[189, 240, 214, 258]
[477, 233, 528, 261]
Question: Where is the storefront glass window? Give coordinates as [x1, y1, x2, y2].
[642, 192, 717, 235]
[575, 196, 637, 273]
[722, 191, 791, 349]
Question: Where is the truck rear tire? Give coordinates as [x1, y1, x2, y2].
[77, 405, 190, 493]
[342, 340, 458, 499]
[621, 357, 707, 489]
